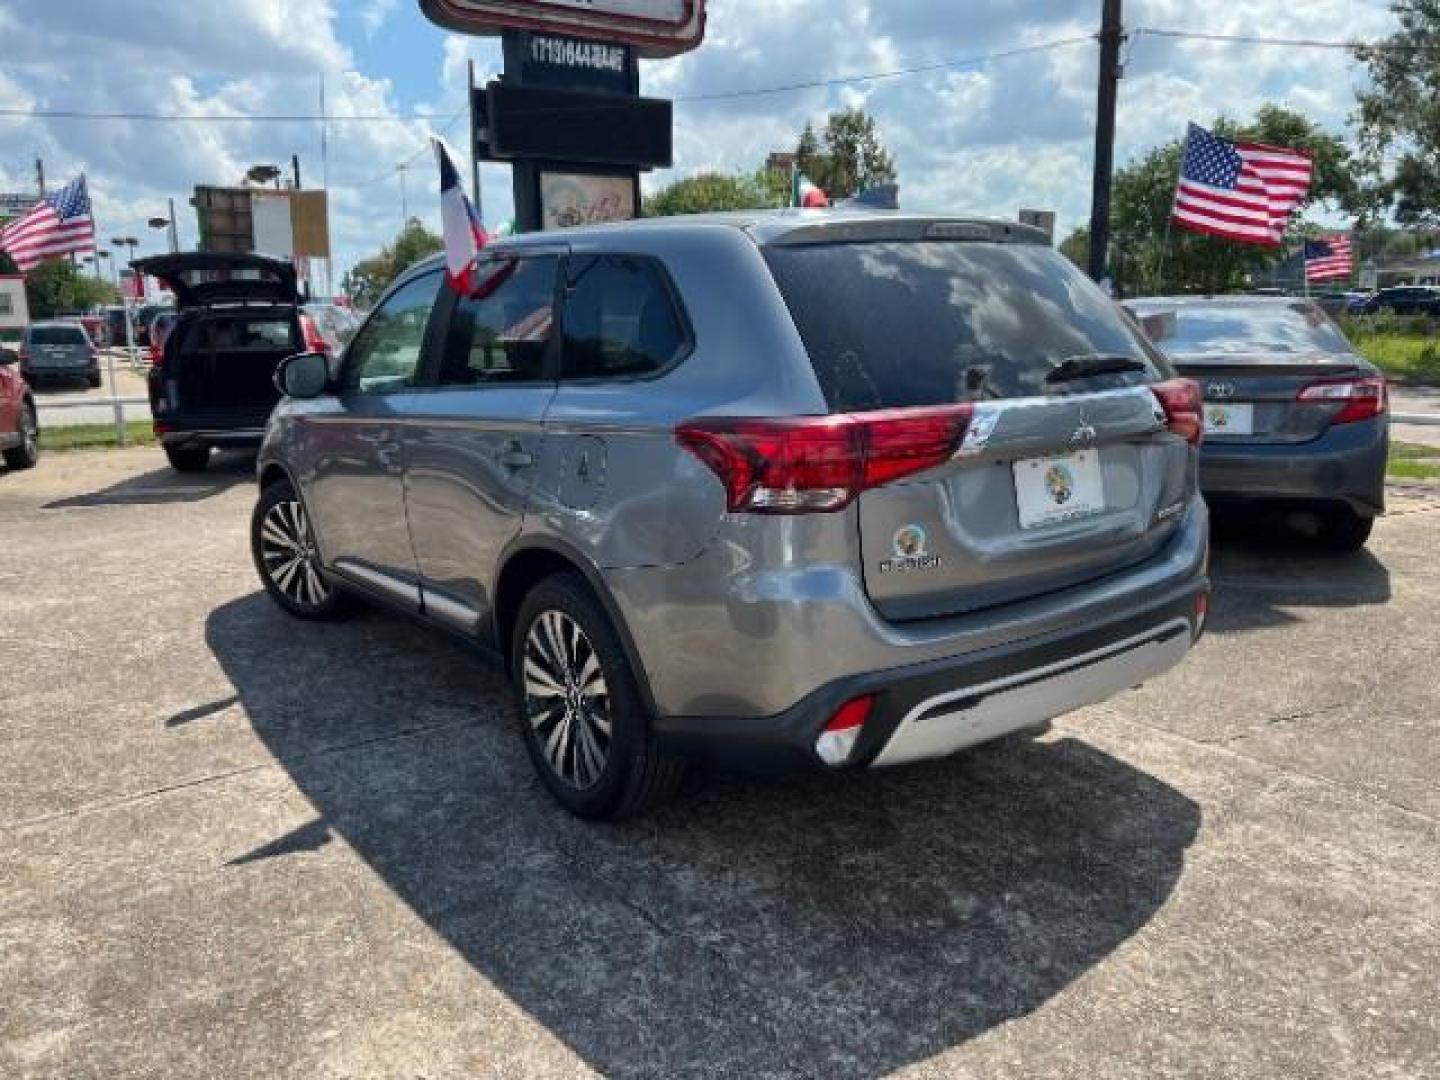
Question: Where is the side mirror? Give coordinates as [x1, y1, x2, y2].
[274, 351, 330, 399]
[0, 348, 16, 367]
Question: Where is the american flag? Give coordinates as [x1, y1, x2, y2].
[0, 175, 96, 273]
[1304, 234, 1353, 283]
[1171, 124, 1313, 247]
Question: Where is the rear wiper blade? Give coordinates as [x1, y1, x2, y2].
[1045, 354, 1149, 384]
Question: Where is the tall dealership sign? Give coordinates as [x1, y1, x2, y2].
[418, 0, 707, 232]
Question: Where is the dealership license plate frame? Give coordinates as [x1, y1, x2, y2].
[1014, 449, 1106, 530]
[1203, 402, 1255, 436]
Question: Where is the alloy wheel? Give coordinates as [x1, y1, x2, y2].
[523, 610, 612, 790]
[258, 499, 330, 607]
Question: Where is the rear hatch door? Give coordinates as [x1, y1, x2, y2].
[132, 252, 298, 309]
[764, 233, 1193, 623]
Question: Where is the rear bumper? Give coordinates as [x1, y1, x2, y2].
[159, 428, 266, 449]
[1199, 418, 1388, 515]
[23, 363, 98, 379]
[653, 581, 1206, 774]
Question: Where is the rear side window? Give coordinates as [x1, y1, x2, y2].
[438, 256, 558, 386]
[764, 241, 1164, 411]
[560, 255, 687, 380]
[29, 326, 88, 345]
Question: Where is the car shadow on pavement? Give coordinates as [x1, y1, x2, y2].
[1204, 508, 1392, 637]
[206, 592, 1201, 1079]
[42, 451, 256, 508]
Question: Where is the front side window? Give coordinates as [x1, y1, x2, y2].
[342, 270, 442, 393]
[437, 256, 559, 386]
[561, 255, 687, 380]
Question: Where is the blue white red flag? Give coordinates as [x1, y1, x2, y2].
[433, 138, 488, 294]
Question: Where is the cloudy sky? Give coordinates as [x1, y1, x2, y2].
[0, 0, 1399, 287]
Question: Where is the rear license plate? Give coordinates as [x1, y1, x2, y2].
[1013, 449, 1105, 530]
[1203, 402, 1254, 435]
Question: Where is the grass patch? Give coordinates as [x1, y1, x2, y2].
[39, 420, 156, 452]
[1350, 333, 1440, 384]
[1389, 439, 1440, 482]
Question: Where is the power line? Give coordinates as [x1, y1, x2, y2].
[0, 36, 1096, 127]
[675, 35, 1095, 102]
[1135, 27, 1440, 52]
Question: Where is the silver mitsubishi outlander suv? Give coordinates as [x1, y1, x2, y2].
[251, 211, 1211, 820]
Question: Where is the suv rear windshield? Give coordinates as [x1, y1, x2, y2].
[28, 326, 88, 345]
[763, 240, 1164, 411]
[1129, 301, 1353, 357]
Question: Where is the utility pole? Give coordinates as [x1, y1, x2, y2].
[34, 157, 45, 196]
[468, 58, 483, 219]
[1087, 0, 1124, 284]
[398, 164, 408, 225]
[292, 154, 302, 190]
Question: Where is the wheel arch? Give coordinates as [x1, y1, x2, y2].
[491, 537, 661, 718]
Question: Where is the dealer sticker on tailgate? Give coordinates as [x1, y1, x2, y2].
[1014, 449, 1105, 530]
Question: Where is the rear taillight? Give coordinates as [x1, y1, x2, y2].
[815, 694, 875, 766]
[1150, 379, 1204, 446]
[1297, 376, 1387, 425]
[676, 404, 973, 514]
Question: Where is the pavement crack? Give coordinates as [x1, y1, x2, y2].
[3, 716, 485, 831]
[1101, 712, 1440, 828]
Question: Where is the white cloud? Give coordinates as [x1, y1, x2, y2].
[360, 0, 399, 37]
[0, 0, 1400, 286]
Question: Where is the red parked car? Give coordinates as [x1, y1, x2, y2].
[0, 343, 39, 470]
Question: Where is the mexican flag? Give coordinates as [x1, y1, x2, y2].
[792, 171, 830, 209]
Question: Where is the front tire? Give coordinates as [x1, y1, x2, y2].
[2, 401, 39, 470]
[250, 478, 348, 620]
[512, 573, 684, 820]
[164, 442, 210, 472]
[1318, 507, 1374, 552]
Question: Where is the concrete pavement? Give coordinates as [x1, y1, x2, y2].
[1, 448, 1438, 1078]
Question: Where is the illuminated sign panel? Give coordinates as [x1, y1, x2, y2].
[418, 0, 706, 57]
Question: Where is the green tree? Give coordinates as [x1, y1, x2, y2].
[794, 108, 896, 199]
[1106, 107, 1362, 295]
[1058, 228, 1090, 271]
[0, 250, 18, 275]
[644, 171, 783, 217]
[346, 218, 443, 307]
[1355, 2, 1440, 223]
[24, 259, 119, 318]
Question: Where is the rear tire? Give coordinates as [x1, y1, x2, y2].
[250, 478, 349, 620]
[1318, 507, 1374, 552]
[511, 573, 684, 821]
[164, 442, 210, 472]
[2, 401, 38, 470]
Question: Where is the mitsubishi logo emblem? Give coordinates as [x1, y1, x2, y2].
[1070, 420, 1098, 446]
